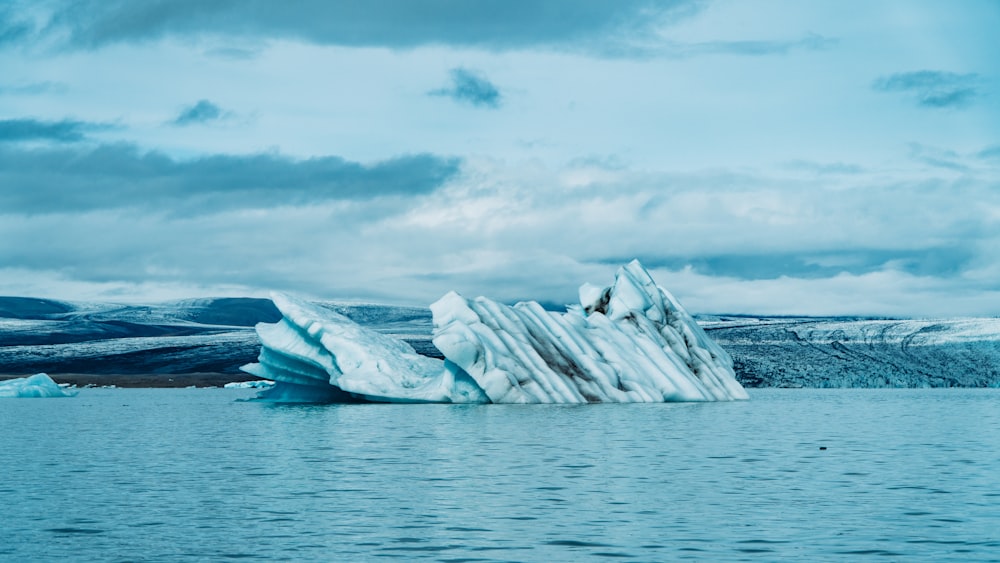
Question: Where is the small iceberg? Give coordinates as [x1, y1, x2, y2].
[0, 373, 78, 398]
[224, 380, 275, 389]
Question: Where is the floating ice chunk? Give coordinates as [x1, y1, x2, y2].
[244, 260, 747, 403]
[224, 380, 275, 389]
[0, 373, 77, 398]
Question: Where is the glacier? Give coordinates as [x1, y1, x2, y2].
[242, 260, 748, 403]
[0, 373, 77, 398]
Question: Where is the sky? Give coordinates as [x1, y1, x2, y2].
[1, 0, 999, 316]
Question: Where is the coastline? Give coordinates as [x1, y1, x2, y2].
[0, 372, 264, 388]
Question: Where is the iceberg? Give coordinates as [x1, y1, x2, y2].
[242, 260, 748, 403]
[0, 373, 77, 398]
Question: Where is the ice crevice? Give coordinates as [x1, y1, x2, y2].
[242, 260, 749, 403]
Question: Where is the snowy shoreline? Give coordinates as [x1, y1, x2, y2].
[0, 372, 265, 389]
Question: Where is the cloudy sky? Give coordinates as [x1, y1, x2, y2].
[1, 0, 998, 316]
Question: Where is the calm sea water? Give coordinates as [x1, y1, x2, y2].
[2, 388, 998, 562]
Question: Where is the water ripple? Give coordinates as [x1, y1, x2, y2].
[2, 388, 998, 561]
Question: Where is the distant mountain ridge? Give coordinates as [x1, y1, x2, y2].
[1, 296, 999, 387]
[0, 296, 434, 375]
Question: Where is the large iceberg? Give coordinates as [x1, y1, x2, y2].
[0, 373, 77, 398]
[242, 260, 748, 403]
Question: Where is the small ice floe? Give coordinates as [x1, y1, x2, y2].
[224, 380, 275, 389]
[0, 373, 78, 398]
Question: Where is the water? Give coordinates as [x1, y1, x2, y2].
[2, 389, 998, 562]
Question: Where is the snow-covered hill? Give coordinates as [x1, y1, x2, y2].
[0, 297, 433, 375]
[703, 316, 1000, 388]
[2, 297, 998, 387]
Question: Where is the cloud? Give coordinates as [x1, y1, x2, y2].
[385, 159, 1000, 310]
[908, 143, 970, 171]
[172, 99, 225, 126]
[429, 68, 501, 108]
[738, 32, 837, 54]
[0, 81, 69, 95]
[204, 46, 262, 60]
[0, 143, 461, 214]
[0, 7, 33, 46]
[652, 32, 837, 59]
[44, 0, 705, 53]
[783, 160, 865, 175]
[978, 145, 1000, 160]
[12, 1, 838, 60]
[591, 247, 974, 281]
[643, 268, 1000, 317]
[0, 118, 96, 143]
[873, 71, 982, 109]
[1, 154, 998, 315]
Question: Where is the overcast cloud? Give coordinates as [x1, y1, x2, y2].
[873, 71, 983, 109]
[0, 0, 998, 316]
[0, 143, 460, 213]
[17, 0, 705, 54]
[0, 118, 94, 142]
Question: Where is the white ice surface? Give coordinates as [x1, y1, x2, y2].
[243, 260, 747, 403]
[223, 380, 275, 389]
[244, 294, 488, 403]
[0, 373, 77, 398]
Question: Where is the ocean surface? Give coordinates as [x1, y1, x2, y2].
[2, 388, 998, 562]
